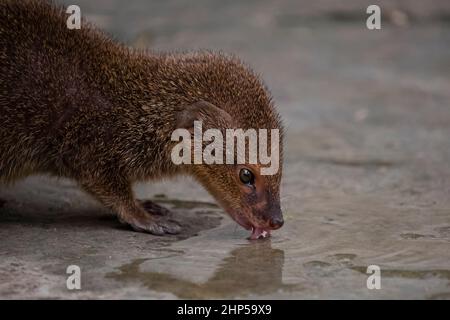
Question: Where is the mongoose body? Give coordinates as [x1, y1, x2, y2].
[0, 0, 284, 239]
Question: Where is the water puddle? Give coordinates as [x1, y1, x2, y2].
[350, 266, 450, 281]
[107, 241, 296, 299]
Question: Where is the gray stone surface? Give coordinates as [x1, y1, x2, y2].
[1, 0, 450, 299]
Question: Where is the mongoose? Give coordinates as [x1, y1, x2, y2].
[0, 0, 284, 239]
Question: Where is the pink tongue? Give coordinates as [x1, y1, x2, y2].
[249, 227, 271, 240]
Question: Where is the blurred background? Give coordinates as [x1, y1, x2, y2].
[1, 0, 450, 299]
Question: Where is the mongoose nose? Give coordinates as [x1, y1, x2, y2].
[270, 217, 284, 229]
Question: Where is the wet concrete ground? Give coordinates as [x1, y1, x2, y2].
[1, 0, 450, 299]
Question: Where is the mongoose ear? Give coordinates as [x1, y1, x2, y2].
[176, 100, 234, 131]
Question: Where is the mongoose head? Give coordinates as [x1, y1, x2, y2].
[173, 63, 284, 240]
[192, 160, 284, 240]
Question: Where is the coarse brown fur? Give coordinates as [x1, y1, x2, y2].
[0, 0, 284, 236]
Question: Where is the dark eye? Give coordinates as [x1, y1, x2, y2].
[239, 168, 255, 185]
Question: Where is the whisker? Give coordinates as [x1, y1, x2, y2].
[280, 194, 294, 212]
[280, 194, 294, 201]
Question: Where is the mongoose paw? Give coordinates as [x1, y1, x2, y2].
[119, 213, 181, 235]
[155, 218, 182, 235]
[138, 200, 171, 216]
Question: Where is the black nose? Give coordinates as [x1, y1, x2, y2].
[270, 216, 284, 229]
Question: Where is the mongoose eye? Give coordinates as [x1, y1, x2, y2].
[239, 168, 255, 185]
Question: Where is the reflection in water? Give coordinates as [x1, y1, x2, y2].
[108, 241, 294, 298]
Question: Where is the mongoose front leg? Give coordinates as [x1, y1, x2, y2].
[80, 177, 181, 235]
